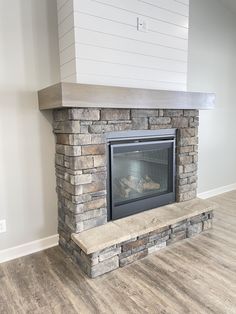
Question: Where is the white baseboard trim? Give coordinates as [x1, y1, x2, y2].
[198, 183, 236, 199]
[0, 234, 59, 264]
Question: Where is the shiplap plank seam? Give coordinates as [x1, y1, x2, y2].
[73, 28, 188, 61]
[59, 43, 188, 68]
[72, 9, 189, 41]
[89, 0, 188, 28]
[138, 0, 189, 16]
[72, 16, 188, 51]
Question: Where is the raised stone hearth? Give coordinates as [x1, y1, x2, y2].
[71, 198, 215, 278]
[38, 83, 216, 278]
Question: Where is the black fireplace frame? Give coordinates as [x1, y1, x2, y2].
[106, 129, 176, 221]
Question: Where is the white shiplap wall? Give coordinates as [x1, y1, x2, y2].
[57, 0, 189, 91]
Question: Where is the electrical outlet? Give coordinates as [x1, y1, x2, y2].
[137, 17, 148, 32]
[0, 220, 6, 233]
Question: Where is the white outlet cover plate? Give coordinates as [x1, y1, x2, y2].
[137, 17, 148, 32]
[0, 220, 6, 233]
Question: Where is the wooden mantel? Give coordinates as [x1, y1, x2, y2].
[38, 82, 215, 110]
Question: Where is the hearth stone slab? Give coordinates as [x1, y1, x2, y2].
[71, 198, 216, 278]
[72, 198, 216, 255]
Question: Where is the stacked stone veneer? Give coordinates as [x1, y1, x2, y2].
[53, 108, 199, 255]
[72, 210, 213, 278]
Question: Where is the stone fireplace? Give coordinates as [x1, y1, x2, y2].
[38, 83, 216, 278]
[54, 107, 198, 231]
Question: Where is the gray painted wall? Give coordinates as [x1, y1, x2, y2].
[0, 0, 60, 250]
[188, 0, 236, 193]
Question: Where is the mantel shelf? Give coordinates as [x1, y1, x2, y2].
[38, 82, 215, 110]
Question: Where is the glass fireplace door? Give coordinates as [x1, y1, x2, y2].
[109, 139, 175, 220]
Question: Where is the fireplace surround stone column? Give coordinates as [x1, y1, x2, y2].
[53, 108, 199, 254]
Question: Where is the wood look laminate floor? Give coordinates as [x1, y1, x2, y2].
[0, 191, 236, 314]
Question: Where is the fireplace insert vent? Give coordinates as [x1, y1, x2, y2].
[107, 130, 176, 220]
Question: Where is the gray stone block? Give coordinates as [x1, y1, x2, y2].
[172, 222, 188, 233]
[101, 109, 130, 120]
[163, 109, 183, 117]
[91, 134, 106, 144]
[119, 250, 132, 259]
[189, 117, 199, 127]
[161, 229, 171, 237]
[53, 121, 80, 133]
[167, 231, 186, 245]
[84, 167, 106, 175]
[72, 134, 92, 145]
[138, 233, 149, 240]
[120, 238, 137, 248]
[76, 215, 107, 233]
[178, 171, 197, 179]
[132, 118, 148, 130]
[119, 249, 148, 267]
[55, 154, 64, 167]
[179, 137, 198, 146]
[90, 256, 119, 278]
[113, 123, 132, 131]
[188, 175, 197, 184]
[178, 155, 193, 165]
[91, 172, 107, 184]
[178, 128, 196, 138]
[171, 220, 187, 228]
[178, 178, 188, 186]
[99, 246, 121, 262]
[131, 109, 159, 118]
[56, 145, 82, 157]
[75, 208, 106, 222]
[184, 164, 198, 173]
[187, 222, 203, 237]
[177, 146, 194, 154]
[53, 109, 69, 122]
[83, 198, 107, 211]
[177, 190, 196, 202]
[203, 219, 213, 230]
[149, 233, 162, 242]
[69, 156, 94, 170]
[122, 238, 148, 252]
[149, 117, 171, 125]
[107, 120, 132, 125]
[178, 183, 197, 194]
[68, 174, 92, 185]
[90, 190, 106, 198]
[80, 125, 89, 133]
[69, 109, 100, 121]
[81, 181, 106, 194]
[81, 251, 99, 266]
[89, 124, 114, 134]
[82, 144, 106, 156]
[93, 155, 106, 167]
[190, 214, 202, 225]
[150, 124, 172, 130]
[132, 245, 147, 254]
[184, 110, 199, 117]
[171, 117, 189, 128]
[58, 179, 82, 196]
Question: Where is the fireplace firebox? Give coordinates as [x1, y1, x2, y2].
[107, 130, 176, 220]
